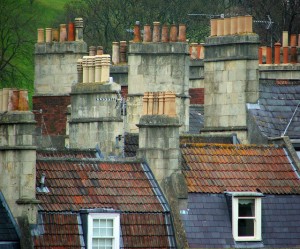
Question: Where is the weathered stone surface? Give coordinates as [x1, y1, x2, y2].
[34, 42, 88, 95]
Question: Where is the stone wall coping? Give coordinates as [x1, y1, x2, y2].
[259, 64, 300, 71]
[0, 112, 36, 124]
[128, 42, 189, 55]
[137, 115, 181, 127]
[70, 117, 123, 123]
[35, 41, 88, 54]
[71, 82, 121, 94]
[0, 146, 36, 150]
[204, 55, 258, 62]
[127, 93, 190, 98]
[16, 198, 41, 205]
[201, 126, 247, 132]
[205, 34, 260, 46]
[37, 157, 144, 163]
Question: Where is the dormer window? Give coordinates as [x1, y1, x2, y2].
[232, 194, 262, 241]
[88, 213, 120, 249]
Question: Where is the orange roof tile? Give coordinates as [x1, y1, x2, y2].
[181, 143, 300, 194]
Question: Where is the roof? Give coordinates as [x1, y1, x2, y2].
[37, 149, 97, 159]
[181, 143, 300, 194]
[33, 212, 84, 248]
[188, 105, 204, 134]
[34, 156, 175, 248]
[0, 192, 20, 248]
[248, 83, 300, 139]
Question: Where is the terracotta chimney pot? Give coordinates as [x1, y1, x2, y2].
[190, 43, 198, 60]
[94, 56, 102, 83]
[143, 24, 152, 42]
[112, 42, 120, 65]
[266, 47, 272, 64]
[283, 47, 289, 64]
[52, 28, 59, 42]
[298, 34, 300, 47]
[8, 89, 19, 111]
[152, 22, 161, 42]
[119, 41, 127, 63]
[59, 24, 67, 42]
[45, 28, 52, 43]
[158, 92, 164, 114]
[199, 43, 205, 59]
[178, 24, 186, 42]
[37, 28, 44, 43]
[290, 34, 297, 47]
[237, 16, 245, 34]
[224, 18, 231, 35]
[217, 19, 224, 36]
[169, 24, 178, 42]
[258, 47, 263, 64]
[82, 56, 89, 83]
[88, 56, 95, 83]
[100, 54, 111, 83]
[18, 90, 29, 111]
[244, 15, 253, 33]
[290, 46, 297, 64]
[143, 92, 149, 115]
[161, 24, 169, 42]
[133, 21, 141, 42]
[97, 46, 103, 55]
[68, 22, 75, 41]
[274, 43, 281, 64]
[147, 92, 154, 115]
[230, 16, 237, 35]
[2, 88, 9, 111]
[210, 19, 217, 36]
[89, 46, 96, 56]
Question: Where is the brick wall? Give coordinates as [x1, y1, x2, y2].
[189, 88, 204, 104]
[33, 96, 70, 136]
[121, 86, 128, 98]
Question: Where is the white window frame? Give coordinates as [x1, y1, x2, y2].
[232, 197, 262, 241]
[88, 213, 120, 249]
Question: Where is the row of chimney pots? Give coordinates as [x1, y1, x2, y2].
[37, 18, 83, 43]
[210, 15, 253, 36]
[0, 88, 29, 112]
[133, 21, 187, 43]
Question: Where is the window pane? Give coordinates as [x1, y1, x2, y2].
[107, 219, 113, 227]
[100, 219, 106, 227]
[239, 199, 255, 217]
[93, 228, 100, 236]
[100, 228, 106, 236]
[94, 219, 100, 227]
[238, 219, 254, 236]
[107, 227, 113, 236]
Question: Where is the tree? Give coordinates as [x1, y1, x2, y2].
[0, 0, 36, 88]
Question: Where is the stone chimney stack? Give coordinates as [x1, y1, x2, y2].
[202, 16, 259, 143]
[126, 21, 190, 133]
[0, 95, 38, 224]
[33, 17, 88, 149]
[137, 92, 181, 184]
[69, 55, 123, 157]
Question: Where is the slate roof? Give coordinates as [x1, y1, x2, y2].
[188, 105, 204, 134]
[0, 192, 20, 249]
[181, 143, 300, 194]
[33, 157, 175, 248]
[248, 83, 300, 139]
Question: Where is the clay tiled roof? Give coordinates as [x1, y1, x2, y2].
[35, 158, 175, 248]
[181, 143, 300, 194]
[36, 159, 166, 212]
[33, 212, 84, 248]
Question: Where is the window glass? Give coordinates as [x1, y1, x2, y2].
[238, 199, 255, 217]
[238, 219, 254, 236]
